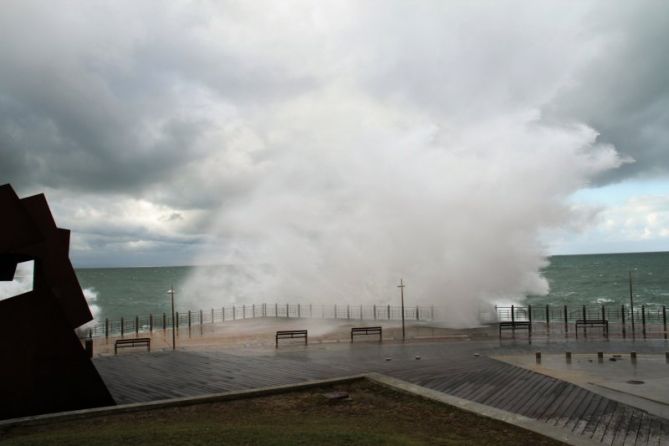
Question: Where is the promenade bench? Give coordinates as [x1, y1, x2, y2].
[351, 326, 382, 342]
[498, 321, 532, 338]
[276, 330, 307, 348]
[575, 319, 608, 338]
[114, 337, 151, 355]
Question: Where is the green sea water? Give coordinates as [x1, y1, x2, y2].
[75, 251, 669, 322]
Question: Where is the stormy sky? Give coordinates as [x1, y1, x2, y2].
[1, 0, 669, 275]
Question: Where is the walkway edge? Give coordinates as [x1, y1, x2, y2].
[2, 372, 597, 446]
[0, 374, 367, 429]
[367, 373, 600, 446]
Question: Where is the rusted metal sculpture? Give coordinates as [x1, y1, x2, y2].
[0, 184, 115, 419]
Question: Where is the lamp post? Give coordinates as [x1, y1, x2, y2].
[629, 270, 635, 339]
[398, 279, 406, 341]
[168, 286, 176, 350]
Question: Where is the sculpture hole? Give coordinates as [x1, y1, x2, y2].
[0, 260, 34, 301]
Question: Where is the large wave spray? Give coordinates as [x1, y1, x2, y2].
[182, 109, 623, 326]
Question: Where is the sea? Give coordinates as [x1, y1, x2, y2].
[75, 251, 669, 322]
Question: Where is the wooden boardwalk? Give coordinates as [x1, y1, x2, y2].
[94, 342, 669, 445]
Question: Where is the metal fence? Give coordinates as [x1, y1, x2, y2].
[496, 304, 668, 339]
[78, 303, 442, 339]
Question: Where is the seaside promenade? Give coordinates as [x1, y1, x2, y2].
[93, 321, 669, 446]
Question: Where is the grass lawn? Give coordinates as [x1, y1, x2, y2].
[1, 380, 565, 446]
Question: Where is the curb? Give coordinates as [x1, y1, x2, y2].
[2, 373, 596, 446]
[367, 373, 599, 446]
[0, 375, 367, 430]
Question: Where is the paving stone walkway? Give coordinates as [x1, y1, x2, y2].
[94, 339, 669, 445]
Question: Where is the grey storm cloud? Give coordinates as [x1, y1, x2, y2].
[546, 1, 669, 182]
[0, 0, 668, 288]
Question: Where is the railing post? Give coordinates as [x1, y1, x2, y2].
[431, 305, 434, 321]
[545, 305, 550, 335]
[243, 304, 246, 319]
[621, 305, 626, 338]
[334, 304, 337, 319]
[233, 306, 236, 320]
[222, 306, 226, 321]
[310, 304, 312, 317]
[135, 316, 139, 335]
[528, 305, 532, 336]
[252, 304, 256, 318]
[642, 305, 647, 339]
[200, 309, 203, 326]
[105, 318, 109, 339]
[347, 304, 350, 320]
[121, 317, 124, 338]
[374, 304, 377, 320]
[163, 313, 166, 331]
[275, 303, 278, 318]
[511, 305, 515, 324]
[149, 314, 153, 333]
[176, 312, 180, 330]
[298, 304, 301, 318]
[188, 310, 192, 337]
[286, 303, 289, 318]
[387, 304, 391, 320]
[663, 305, 667, 340]
[563, 305, 568, 336]
[211, 308, 214, 323]
[415, 306, 419, 321]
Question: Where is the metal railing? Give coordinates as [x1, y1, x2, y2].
[496, 304, 668, 339]
[77, 303, 442, 339]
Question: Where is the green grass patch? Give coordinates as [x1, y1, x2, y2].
[1, 380, 565, 445]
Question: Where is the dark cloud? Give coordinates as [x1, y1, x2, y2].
[546, 1, 669, 183]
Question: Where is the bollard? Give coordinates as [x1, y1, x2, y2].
[565, 351, 572, 363]
[535, 352, 541, 364]
[597, 352, 603, 362]
[631, 351, 637, 362]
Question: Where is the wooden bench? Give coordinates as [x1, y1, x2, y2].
[575, 319, 608, 338]
[114, 337, 151, 355]
[498, 321, 532, 338]
[275, 330, 307, 348]
[351, 326, 382, 342]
